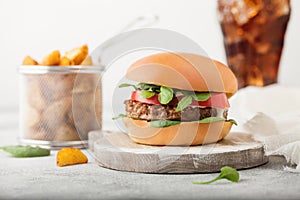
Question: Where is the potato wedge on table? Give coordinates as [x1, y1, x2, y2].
[57, 148, 88, 167]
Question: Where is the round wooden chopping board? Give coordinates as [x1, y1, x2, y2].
[89, 131, 268, 173]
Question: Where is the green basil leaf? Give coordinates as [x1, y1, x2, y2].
[158, 86, 174, 104]
[193, 166, 240, 184]
[0, 145, 50, 158]
[118, 83, 137, 90]
[193, 92, 211, 101]
[149, 120, 181, 128]
[140, 90, 155, 98]
[176, 95, 193, 112]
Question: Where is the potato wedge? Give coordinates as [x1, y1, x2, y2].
[64, 45, 88, 65]
[59, 56, 75, 66]
[23, 56, 38, 65]
[41, 50, 61, 66]
[81, 56, 93, 66]
[56, 148, 88, 167]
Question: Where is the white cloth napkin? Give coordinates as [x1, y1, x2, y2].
[228, 84, 300, 172]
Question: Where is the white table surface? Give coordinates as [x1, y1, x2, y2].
[1, 112, 300, 200]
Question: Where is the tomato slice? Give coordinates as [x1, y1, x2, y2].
[131, 90, 229, 108]
[131, 90, 161, 105]
[180, 93, 229, 108]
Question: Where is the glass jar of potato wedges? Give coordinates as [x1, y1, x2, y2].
[19, 45, 103, 149]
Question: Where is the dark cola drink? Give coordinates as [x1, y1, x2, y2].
[218, 0, 291, 88]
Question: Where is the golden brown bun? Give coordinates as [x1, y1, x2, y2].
[123, 118, 233, 146]
[126, 53, 238, 97]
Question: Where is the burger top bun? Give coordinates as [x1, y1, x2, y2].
[126, 53, 238, 98]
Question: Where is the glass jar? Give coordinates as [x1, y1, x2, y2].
[19, 65, 103, 149]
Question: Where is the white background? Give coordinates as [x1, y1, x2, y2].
[0, 0, 300, 112]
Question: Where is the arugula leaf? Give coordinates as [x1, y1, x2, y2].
[175, 92, 210, 112]
[118, 83, 137, 90]
[137, 83, 160, 91]
[140, 90, 155, 98]
[112, 114, 140, 120]
[149, 120, 181, 128]
[192, 166, 240, 184]
[136, 83, 149, 90]
[198, 117, 227, 123]
[158, 86, 174, 104]
[0, 145, 50, 158]
[119, 83, 161, 93]
[226, 119, 238, 126]
[112, 114, 127, 120]
[193, 92, 211, 101]
[198, 117, 238, 125]
[176, 95, 193, 112]
[149, 118, 237, 128]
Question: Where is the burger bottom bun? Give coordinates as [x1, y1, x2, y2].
[123, 118, 233, 146]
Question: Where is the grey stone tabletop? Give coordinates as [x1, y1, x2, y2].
[1, 122, 300, 200]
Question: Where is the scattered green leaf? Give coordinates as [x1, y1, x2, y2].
[176, 95, 193, 112]
[158, 86, 174, 104]
[0, 145, 50, 158]
[192, 166, 240, 184]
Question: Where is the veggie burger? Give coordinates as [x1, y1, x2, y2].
[118, 53, 238, 146]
